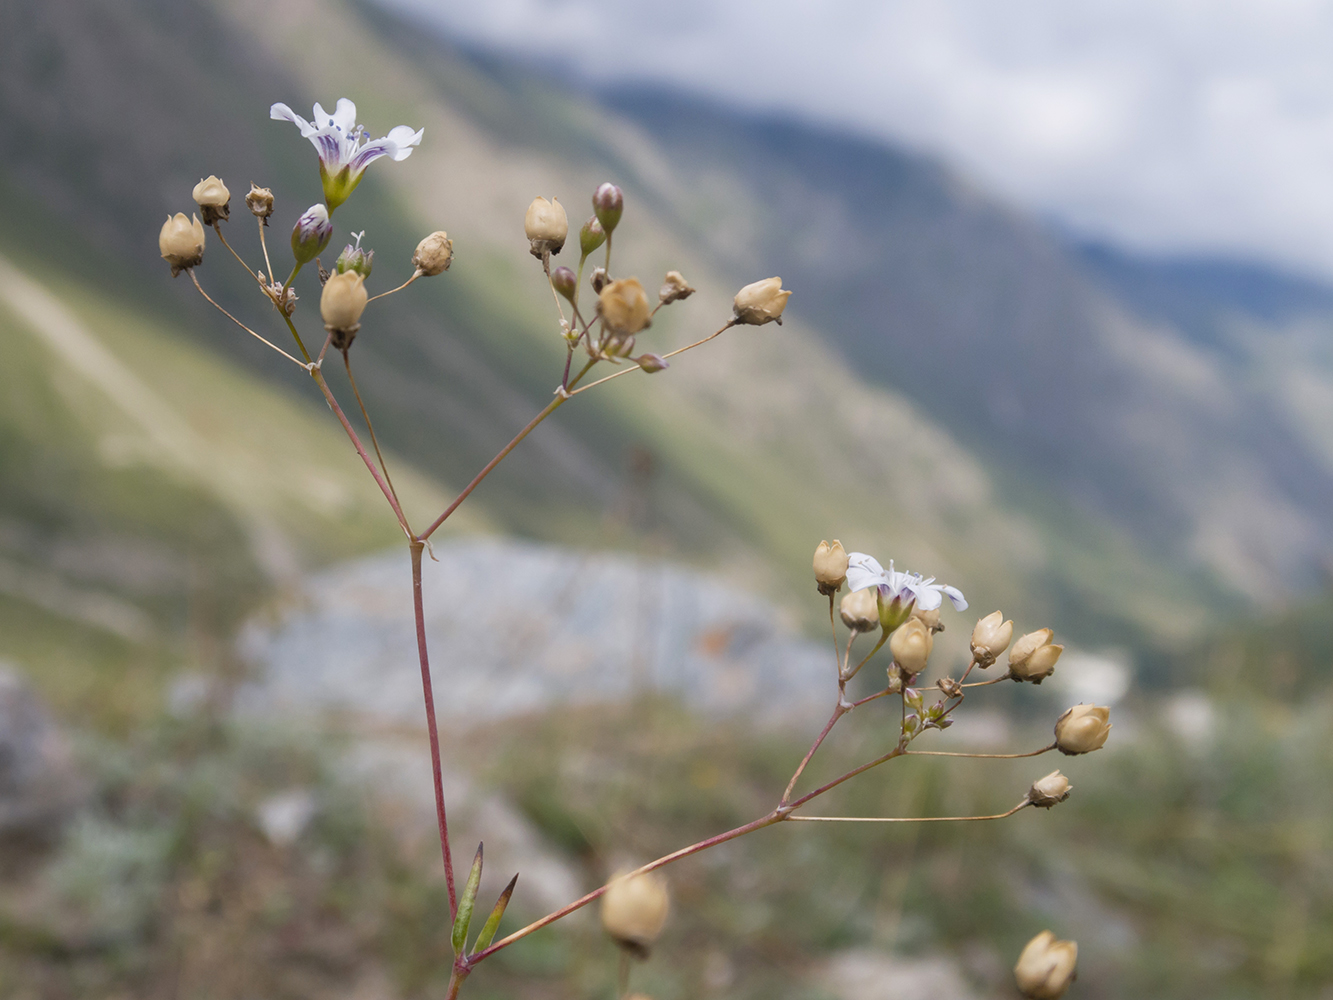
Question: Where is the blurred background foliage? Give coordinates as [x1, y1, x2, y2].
[2, 0, 1333, 997]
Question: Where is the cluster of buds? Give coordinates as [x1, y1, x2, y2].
[1015, 930, 1078, 998]
[601, 870, 670, 960]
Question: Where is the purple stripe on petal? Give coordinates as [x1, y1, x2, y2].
[313, 133, 343, 166]
[347, 139, 395, 174]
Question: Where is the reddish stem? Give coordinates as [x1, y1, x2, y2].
[780, 702, 846, 805]
[411, 540, 457, 919]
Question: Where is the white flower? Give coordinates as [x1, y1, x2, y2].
[845, 552, 967, 612]
[270, 97, 423, 211]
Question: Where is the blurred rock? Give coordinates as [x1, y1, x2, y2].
[0, 665, 83, 836]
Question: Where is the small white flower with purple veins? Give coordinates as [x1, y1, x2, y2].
[270, 97, 423, 212]
[846, 552, 967, 615]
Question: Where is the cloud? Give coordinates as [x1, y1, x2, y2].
[377, 0, 1333, 276]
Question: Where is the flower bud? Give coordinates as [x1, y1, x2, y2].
[937, 676, 962, 698]
[525, 196, 568, 258]
[1014, 930, 1078, 999]
[192, 175, 230, 225]
[889, 618, 933, 678]
[813, 540, 849, 596]
[291, 203, 333, 265]
[550, 265, 577, 302]
[840, 588, 878, 632]
[1027, 770, 1071, 809]
[1054, 704, 1111, 755]
[599, 277, 651, 335]
[580, 216, 607, 257]
[412, 231, 453, 276]
[1009, 628, 1062, 683]
[320, 271, 368, 351]
[601, 870, 669, 957]
[635, 353, 668, 373]
[659, 270, 695, 305]
[970, 611, 1013, 668]
[592, 182, 624, 233]
[246, 183, 274, 222]
[335, 232, 374, 278]
[159, 213, 205, 275]
[733, 277, 791, 326]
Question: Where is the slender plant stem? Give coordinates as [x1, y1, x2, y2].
[790, 747, 905, 810]
[851, 688, 891, 709]
[780, 704, 846, 805]
[188, 271, 306, 367]
[367, 271, 421, 303]
[411, 540, 458, 920]
[278, 307, 313, 364]
[211, 223, 267, 291]
[342, 349, 406, 526]
[258, 218, 276, 285]
[418, 358, 597, 541]
[788, 801, 1030, 823]
[467, 809, 785, 965]
[564, 321, 737, 397]
[905, 743, 1056, 760]
[845, 631, 888, 681]
[308, 366, 411, 536]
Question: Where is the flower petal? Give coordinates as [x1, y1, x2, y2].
[912, 586, 943, 611]
[346, 138, 397, 174]
[384, 125, 424, 160]
[332, 98, 358, 132]
[940, 585, 968, 611]
[846, 553, 887, 593]
[271, 102, 316, 137]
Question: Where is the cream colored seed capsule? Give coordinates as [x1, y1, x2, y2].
[412, 231, 453, 276]
[889, 618, 933, 677]
[1014, 930, 1078, 999]
[601, 870, 669, 956]
[840, 588, 879, 632]
[525, 195, 568, 257]
[813, 539, 849, 595]
[1054, 704, 1111, 755]
[732, 276, 791, 325]
[970, 611, 1013, 667]
[159, 213, 205, 274]
[599, 277, 652, 335]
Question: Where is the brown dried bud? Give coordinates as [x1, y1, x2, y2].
[1028, 770, 1071, 808]
[599, 277, 652, 335]
[412, 231, 453, 276]
[1054, 704, 1111, 755]
[733, 277, 791, 326]
[813, 540, 849, 596]
[591, 267, 611, 294]
[601, 870, 669, 957]
[159, 213, 205, 275]
[246, 183, 274, 221]
[192, 176, 230, 224]
[839, 587, 879, 632]
[659, 270, 695, 305]
[635, 353, 668, 373]
[1014, 930, 1078, 999]
[937, 676, 962, 699]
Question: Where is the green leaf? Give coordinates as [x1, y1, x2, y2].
[451, 843, 484, 955]
[471, 873, 519, 954]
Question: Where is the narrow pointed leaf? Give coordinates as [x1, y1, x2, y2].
[471, 874, 519, 955]
[451, 843, 483, 955]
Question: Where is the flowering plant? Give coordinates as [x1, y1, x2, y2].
[161, 95, 1105, 1000]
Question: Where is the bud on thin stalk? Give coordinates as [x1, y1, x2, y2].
[1009, 628, 1061, 683]
[889, 618, 933, 678]
[580, 216, 607, 257]
[592, 182, 624, 234]
[159, 213, 206, 275]
[733, 276, 791, 326]
[1054, 704, 1111, 755]
[813, 539, 849, 596]
[659, 270, 695, 305]
[192, 175, 230, 225]
[551, 266, 577, 303]
[601, 870, 669, 959]
[413, 231, 453, 276]
[525, 195, 568, 258]
[291, 203, 333, 264]
[1027, 770, 1071, 808]
[451, 843, 484, 955]
[840, 588, 879, 632]
[635, 353, 668, 373]
[246, 183, 275, 222]
[599, 277, 652, 335]
[970, 611, 1013, 667]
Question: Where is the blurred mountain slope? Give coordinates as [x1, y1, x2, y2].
[1, 0, 1290, 665]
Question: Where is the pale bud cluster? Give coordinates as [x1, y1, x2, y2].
[1054, 704, 1111, 755]
[601, 870, 670, 958]
[1014, 931, 1078, 999]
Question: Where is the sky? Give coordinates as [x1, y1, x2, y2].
[377, 0, 1333, 278]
